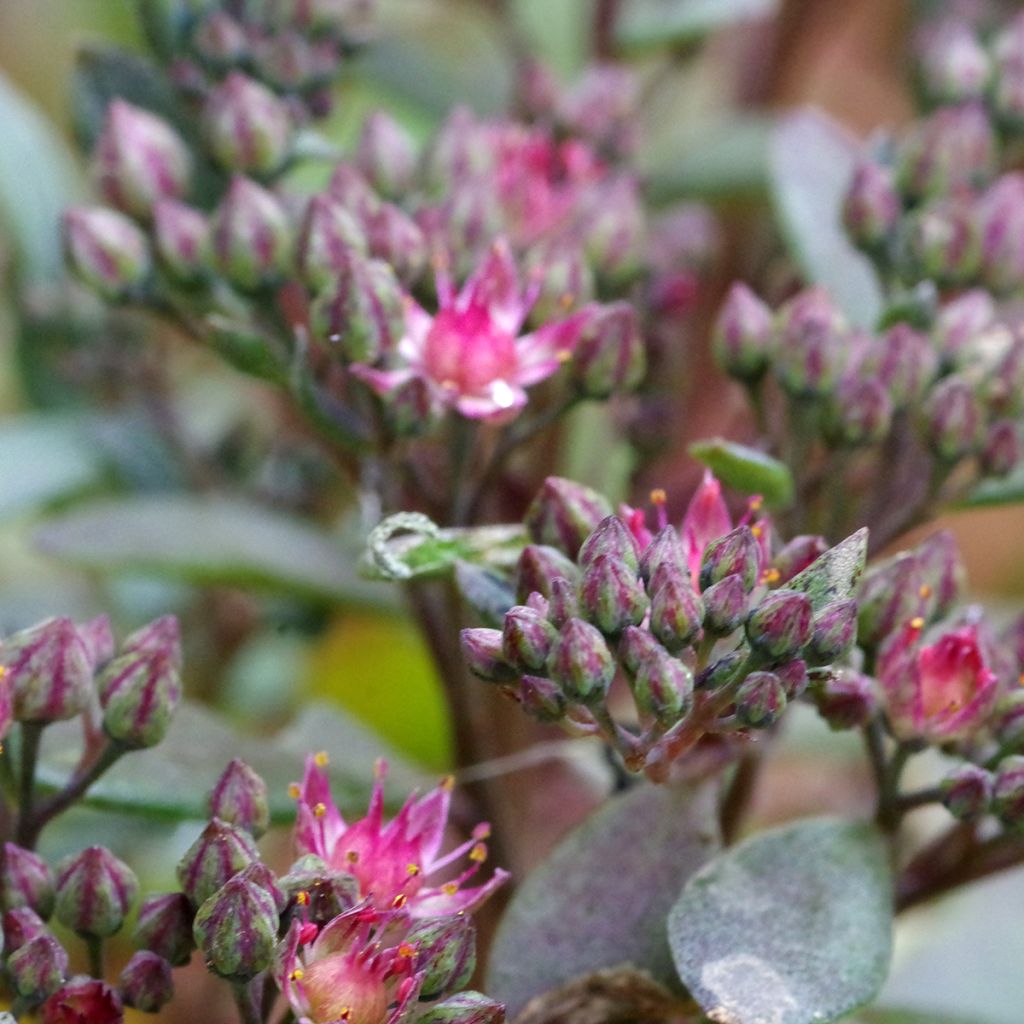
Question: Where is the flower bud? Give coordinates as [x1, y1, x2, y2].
[995, 691, 1024, 754]
[775, 658, 808, 700]
[547, 577, 579, 629]
[153, 198, 209, 282]
[826, 376, 892, 447]
[697, 650, 746, 692]
[933, 289, 994, 365]
[769, 535, 828, 585]
[526, 478, 614, 560]
[811, 669, 877, 729]
[202, 72, 293, 175]
[407, 915, 476, 1000]
[581, 178, 644, 282]
[193, 876, 278, 982]
[868, 324, 938, 408]
[701, 574, 748, 636]
[649, 569, 704, 653]
[525, 245, 594, 325]
[924, 374, 982, 462]
[577, 554, 648, 636]
[806, 600, 858, 666]
[981, 420, 1021, 478]
[941, 763, 993, 821]
[191, 11, 249, 68]
[734, 671, 787, 728]
[915, 530, 965, 622]
[993, 59, 1024, 130]
[629, 650, 694, 727]
[857, 553, 926, 649]
[1, 617, 93, 724]
[296, 193, 367, 292]
[278, 857, 359, 928]
[638, 526, 685, 585]
[745, 589, 813, 662]
[208, 759, 270, 839]
[123, 614, 181, 665]
[1, 844, 55, 918]
[132, 892, 194, 966]
[414, 991, 505, 1024]
[547, 618, 615, 706]
[98, 649, 181, 750]
[460, 629, 517, 683]
[993, 755, 1024, 829]
[63, 207, 151, 301]
[42, 977, 123, 1024]
[363, 203, 428, 285]
[514, 545, 579, 604]
[501, 606, 558, 673]
[919, 22, 990, 103]
[54, 847, 137, 939]
[212, 177, 291, 291]
[251, 30, 322, 92]
[897, 198, 980, 287]
[177, 819, 258, 907]
[313, 256, 404, 365]
[842, 160, 901, 251]
[570, 302, 645, 398]
[119, 950, 173, 1013]
[617, 626, 665, 678]
[713, 282, 774, 381]
[578, 516, 640, 574]
[356, 111, 417, 199]
[700, 526, 760, 592]
[4, 907, 47, 954]
[518, 675, 568, 722]
[94, 100, 191, 218]
[774, 288, 847, 398]
[8, 934, 68, 999]
[383, 375, 439, 439]
[976, 173, 1024, 295]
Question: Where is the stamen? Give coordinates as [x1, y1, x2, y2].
[290, 969, 304, 982]
[346, 850, 360, 864]
[288, 783, 301, 800]
[910, 617, 925, 630]
[442, 883, 459, 896]
[314, 751, 329, 767]
[313, 802, 326, 818]
[397, 943, 417, 958]
[919, 584, 932, 600]
[440, 775, 455, 792]
[296, 891, 310, 906]
[406, 863, 421, 876]
[392, 893, 408, 909]
[761, 568, 781, 585]
[469, 843, 487, 863]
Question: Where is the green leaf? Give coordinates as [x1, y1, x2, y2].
[787, 528, 868, 611]
[689, 438, 795, 509]
[487, 781, 720, 1019]
[668, 817, 892, 1024]
[35, 700, 423, 823]
[34, 494, 397, 609]
[616, 0, 779, 52]
[770, 109, 884, 328]
[958, 461, 1024, 509]
[454, 561, 516, 628]
[0, 72, 80, 282]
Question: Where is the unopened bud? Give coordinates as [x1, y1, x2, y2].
[919, 22, 990, 103]
[941, 763, 993, 821]
[236, 861, 285, 914]
[745, 589, 813, 662]
[356, 112, 417, 199]
[806, 600, 857, 666]
[502, 606, 558, 673]
[363, 202, 428, 285]
[993, 754, 1024, 829]
[123, 615, 182, 666]
[826, 376, 892, 447]
[202, 72, 293, 175]
[857, 553, 926, 649]
[734, 670, 787, 728]
[649, 568, 704, 653]
[547, 618, 615, 705]
[578, 516, 641, 574]
[8, 934, 67, 999]
[868, 324, 938, 408]
[701, 574, 748, 636]
[279, 857, 359, 928]
[915, 530, 965, 622]
[897, 198, 980, 287]
[811, 668, 878, 730]
[700, 526, 760, 592]
[578, 554, 648, 636]
[775, 288, 847, 398]
[713, 282, 774, 382]
[526, 245, 594, 325]
[768, 535, 828, 585]
[570, 302, 645, 398]
[63, 207, 151, 301]
[775, 658, 808, 700]
[581, 178, 644, 282]
[177, 819, 258, 907]
[696, 650, 746, 691]
[1, 844, 55, 918]
[518, 675, 568, 722]
[42, 977, 122, 1024]
[133, 892, 194, 966]
[976, 173, 1024, 295]
[843, 160, 901, 252]
[981, 420, 1021, 478]
[212, 177, 291, 291]
[251, 30, 321, 92]
[3, 907, 47, 954]
[191, 11, 249, 68]
[1, 617, 93, 724]
[54, 847, 137, 939]
[153, 198, 209, 282]
[98, 648, 181, 749]
[208, 759, 269, 839]
[547, 577, 579, 629]
[296, 193, 367, 292]
[924, 374, 982, 461]
[460, 629, 517, 683]
[617, 626, 664, 678]
[629, 650, 693, 727]
[526, 479, 613, 560]
[94, 100, 190, 218]
[193, 876, 278, 982]
[407, 915, 476, 1000]
[414, 991, 505, 1024]
[119, 950, 173, 1013]
[639, 526, 686, 585]
[933, 289, 994, 363]
[514, 545, 579, 603]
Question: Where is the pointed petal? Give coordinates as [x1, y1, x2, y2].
[349, 364, 417, 395]
[458, 238, 525, 334]
[454, 381, 528, 422]
[516, 309, 591, 386]
[410, 869, 511, 918]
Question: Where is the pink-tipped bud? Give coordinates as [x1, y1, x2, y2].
[981, 420, 1022, 478]
[776, 658, 809, 700]
[119, 950, 174, 1013]
[843, 160, 901, 252]
[525, 245, 594, 326]
[775, 288, 847, 398]
[869, 324, 937, 408]
[8, 934, 68, 1000]
[356, 111, 417, 199]
[713, 282, 774, 382]
[579, 515, 640, 574]
[192, 876, 278, 982]
[132, 892, 195, 967]
[2, 844, 55, 919]
[976, 173, 1024, 295]
[578, 554, 649, 637]
[857, 553, 926, 650]
[825, 375, 893, 447]
[460, 628, 517, 683]
[98, 648, 181, 750]
[919, 22, 990, 103]
[649, 567, 704, 653]
[525, 478, 613, 560]
[407, 915, 477, 1000]
[806, 600, 858, 666]
[547, 618, 615, 706]
[212, 177, 292, 291]
[514, 545, 579, 603]
[941, 763, 993, 821]
[3, 907, 47, 954]
[993, 755, 1024, 830]
[518, 674, 568, 722]
[769, 535, 828, 585]
[54, 847, 138, 939]
[629, 649, 694, 727]
[547, 577, 579, 629]
[924, 374, 982, 462]
[701, 574, 748, 636]
[897, 198, 980, 287]
[94, 100, 191, 218]
[734, 670, 787, 728]
[63, 206, 151, 301]
[202, 72, 293, 175]
[501, 606, 558, 673]
[580, 178, 644, 282]
[191, 11, 249, 68]
[745, 589, 813, 662]
[364, 202, 428, 285]
[414, 991, 505, 1024]
[296, 193, 367, 292]
[208, 759, 270, 839]
[570, 302, 645, 398]
[700, 526, 760, 592]
[176, 819, 258, 907]
[153, 198, 209, 282]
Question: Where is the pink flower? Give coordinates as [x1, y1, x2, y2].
[351, 239, 591, 422]
[293, 755, 508, 917]
[281, 906, 421, 1024]
[878, 622, 999, 741]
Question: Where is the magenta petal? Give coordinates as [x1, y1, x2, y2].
[458, 238, 525, 334]
[349, 363, 417, 395]
[410, 868, 511, 918]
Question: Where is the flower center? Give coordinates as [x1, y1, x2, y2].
[919, 632, 986, 719]
[422, 305, 519, 396]
[302, 957, 389, 1024]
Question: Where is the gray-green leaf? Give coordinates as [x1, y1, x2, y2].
[668, 817, 892, 1024]
[689, 438, 795, 509]
[787, 528, 868, 611]
[615, 0, 779, 52]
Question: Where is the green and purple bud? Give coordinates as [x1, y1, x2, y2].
[176, 819, 258, 907]
[842, 160, 901, 252]
[153, 199, 209, 283]
[501, 606, 558, 673]
[2, 617, 93, 724]
[525, 478, 613, 560]
[202, 72, 293, 175]
[976, 173, 1024, 295]
[1, 844, 55, 919]
[132, 892, 195, 967]
[192, 876, 278, 982]
[63, 206, 151, 301]
[924, 373, 982, 462]
[649, 568, 704, 653]
[774, 288, 847, 398]
[699, 526, 760, 592]
[696, 649, 746, 692]
[745, 589, 813, 662]
[825, 376, 893, 447]
[547, 618, 616, 705]
[119, 950, 174, 1014]
[236, 862, 285, 914]
[769, 535, 828, 585]
[857, 553, 927, 649]
[251, 31, 322, 93]
[525, 245, 594, 325]
[518, 675, 568, 722]
[775, 658, 808, 700]
[211, 177, 292, 291]
[191, 10, 249, 68]
[407, 915, 477, 1000]
[941, 763, 993, 821]
[208, 759, 270, 839]
[296, 193, 367, 292]
[995, 691, 1024, 754]
[123, 615, 181, 666]
[460, 629, 517, 683]
[806, 600, 858, 666]
[570, 302, 645, 399]
[932, 289, 994, 364]
[98, 648, 181, 750]
[992, 755, 1024, 830]
[734, 670, 787, 728]
[577, 554, 649, 636]
[94, 100, 191, 219]
[3, 907, 47, 954]
[414, 991, 505, 1024]
[356, 111, 417, 200]
[701, 574, 749, 637]
[578, 516, 641, 574]
[629, 650, 694, 727]
[713, 282, 774, 381]
[897, 198, 980, 287]
[639, 526, 688, 587]
[514, 545, 579, 603]
[78, 615, 114, 673]
[981, 420, 1022, 478]
[7, 934, 68, 1000]
[617, 626, 665, 678]
[54, 847, 138, 939]
[581, 177, 645, 282]
[915, 530, 965, 621]
[919, 22, 990, 103]
[278, 856, 359, 928]
[868, 324, 938, 408]
[547, 577, 580, 630]
[363, 202, 428, 286]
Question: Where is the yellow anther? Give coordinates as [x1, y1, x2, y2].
[339, 1008, 351, 1021]
[346, 850, 360, 864]
[919, 584, 933, 600]
[407, 863, 421, 876]
[398, 943, 417, 958]
[440, 775, 455, 792]
[556, 349, 573, 363]
[650, 488, 667, 505]
[314, 802, 327, 818]
[910, 617, 925, 630]
[749, 496, 764, 512]
[442, 883, 459, 896]
[751, 524, 763, 538]
[0, 665, 6, 678]
[288, 783, 301, 800]
[762, 568, 781, 585]
[472, 823, 491, 841]
[314, 751, 329, 767]
[290, 968, 305, 982]
[1018, 673, 1024, 687]
[559, 292, 576, 311]
[469, 843, 487, 863]
[296, 891, 310, 906]
[392, 893, 408, 909]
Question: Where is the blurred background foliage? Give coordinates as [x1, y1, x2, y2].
[1, 1, 1024, 1021]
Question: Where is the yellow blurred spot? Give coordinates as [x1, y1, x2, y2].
[919, 584, 932, 599]
[314, 751, 329, 767]
[314, 802, 326, 818]
[442, 883, 459, 896]
[392, 894, 408, 909]
[751, 525, 763, 538]
[469, 843, 487, 863]
[346, 850, 359, 864]
[650, 489, 667, 505]
[910, 617, 925, 630]
[291, 969, 304, 982]
[297, 891, 310, 906]
[440, 775, 455, 792]
[407, 863, 421, 876]
[556, 349, 573, 363]
[749, 497, 764, 512]
[288, 783, 301, 800]
[762, 568, 781, 585]
[398, 943, 416, 959]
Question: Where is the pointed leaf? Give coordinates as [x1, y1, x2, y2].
[454, 561, 516, 628]
[958, 461, 1024, 509]
[689, 438, 795, 509]
[668, 817, 892, 1024]
[616, 0, 779, 52]
[770, 109, 884, 328]
[787, 528, 868, 611]
[487, 781, 720, 1018]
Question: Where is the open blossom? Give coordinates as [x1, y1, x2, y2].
[351, 239, 593, 422]
[292, 755, 508, 917]
[878, 621, 999, 741]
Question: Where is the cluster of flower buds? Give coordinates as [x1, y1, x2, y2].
[713, 283, 1023, 537]
[461, 471, 862, 779]
[842, 12, 1024, 292]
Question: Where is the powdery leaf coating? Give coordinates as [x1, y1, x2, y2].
[487, 781, 719, 1019]
[786, 528, 868, 612]
[668, 817, 892, 1024]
